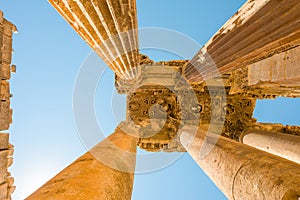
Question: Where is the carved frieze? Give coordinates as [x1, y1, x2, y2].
[117, 59, 257, 152]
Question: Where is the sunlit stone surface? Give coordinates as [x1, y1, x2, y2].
[49, 0, 140, 80]
[27, 125, 138, 200]
[183, 0, 300, 83]
[180, 126, 300, 200]
[0, 11, 16, 200]
[26, 0, 300, 199]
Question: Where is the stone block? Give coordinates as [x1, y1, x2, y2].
[1, 52, 12, 66]
[6, 149, 13, 157]
[284, 46, 300, 83]
[0, 183, 7, 200]
[2, 35, 12, 52]
[271, 57, 283, 83]
[9, 109, 12, 125]
[249, 60, 272, 86]
[0, 133, 8, 150]
[1, 34, 12, 65]
[1, 54, 11, 66]
[7, 157, 12, 168]
[7, 185, 15, 196]
[0, 28, 3, 52]
[0, 11, 3, 24]
[0, 80, 10, 101]
[0, 64, 11, 80]
[249, 46, 300, 87]
[6, 177, 13, 187]
[0, 150, 8, 184]
[0, 101, 11, 131]
[2, 20, 13, 37]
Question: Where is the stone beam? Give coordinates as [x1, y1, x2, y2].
[240, 130, 300, 164]
[180, 126, 300, 200]
[48, 0, 140, 80]
[248, 45, 300, 87]
[27, 126, 138, 200]
[183, 0, 300, 83]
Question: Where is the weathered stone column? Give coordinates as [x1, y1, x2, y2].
[183, 0, 300, 83]
[48, 0, 140, 80]
[240, 130, 300, 164]
[180, 126, 300, 200]
[27, 126, 138, 200]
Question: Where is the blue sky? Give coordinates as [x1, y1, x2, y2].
[1, 1, 299, 199]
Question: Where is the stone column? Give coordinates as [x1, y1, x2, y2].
[180, 126, 300, 200]
[27, 126, 138, 200]
[240, 130, 300, 164]
[48, 0, 140, 80]
[183, 0, 300, 83]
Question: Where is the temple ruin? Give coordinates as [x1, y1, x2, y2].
[2, 0, 299, 199]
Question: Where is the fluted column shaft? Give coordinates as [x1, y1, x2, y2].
[183, 0, 300, 83]
[49, 0, 140, 80]
[27, 128, 138, 200]
[180, 126, 300, 200]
